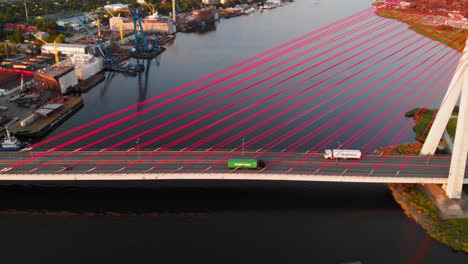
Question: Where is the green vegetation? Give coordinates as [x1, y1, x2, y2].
[405, 107, 459, 142]
[390, 183, 468, 252]
[380, 105, 468, 252]
[373, 142, 422, 154]
[405, 108, 438, 142]
[375, 9, 468, 51]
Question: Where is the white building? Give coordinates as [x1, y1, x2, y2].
[41, 43, 90, 57]
[104, 4, 129, 12]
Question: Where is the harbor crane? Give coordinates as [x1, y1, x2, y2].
[33, 34, 60, 65]
[84, 13, 102, 38]
[142, 0, 157, 16]
[128, 4, 160, 58]
[76, 18, 143, 75]
[105, 8, 125, 44]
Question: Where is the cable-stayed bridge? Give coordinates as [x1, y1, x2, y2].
[0, 7, 467, 198]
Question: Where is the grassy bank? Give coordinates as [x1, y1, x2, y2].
[374, 136, 468, 252]
[405, 108, 457, 142]
[375, 9, 468, 51]
[389, 183, 468, 252]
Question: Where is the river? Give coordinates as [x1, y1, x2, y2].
[1, 0, 466, 263]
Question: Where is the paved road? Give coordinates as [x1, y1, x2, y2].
[0, 150, 459, 181]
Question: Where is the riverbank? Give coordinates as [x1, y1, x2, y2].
[375, 8, 468, 51]
[374, 135, 468, 251]
[389, 183, 468, 252]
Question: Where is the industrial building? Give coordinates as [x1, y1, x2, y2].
[41, 43, 91, 57]
[109, 16, 176, 35]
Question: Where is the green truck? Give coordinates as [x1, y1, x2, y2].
[227, 159, 266, 169]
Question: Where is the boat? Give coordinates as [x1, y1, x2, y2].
[9, 96, 84, 139]
[0, 127, 26, 151]
[241, 8, 255, 15]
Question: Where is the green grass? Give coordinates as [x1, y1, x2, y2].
[405, 108, 458, 142]
[447, 118, 457, 138]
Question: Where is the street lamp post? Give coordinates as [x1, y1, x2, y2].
[242, 139, 244, 157]
[136, 138, 140, 160]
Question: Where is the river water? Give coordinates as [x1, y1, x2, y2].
[0, 0, 466, 263]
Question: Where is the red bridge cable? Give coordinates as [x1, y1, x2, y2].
[263, 31, 464, 169]
[324, 31, 465, 156]
[30, 8, 376, 149]
[360, 61, 459, 154]
[159, 25, 433, 168]
[86, 16, 421, 169]
[395, 54, 467, 171]
[342, 49, 460, 173]
[360, 62, 458, 174]
[150, 14, 446, 170]
[204, 34, 452, 170]
[292, 36, 464, 170]
[303, 30, 464, 153]
[121, 23, 424, 170]
[15, 11, 382, 169]
[21, 14, 399, 169]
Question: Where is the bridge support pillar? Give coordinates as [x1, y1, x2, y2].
[421, 41, 468, 199]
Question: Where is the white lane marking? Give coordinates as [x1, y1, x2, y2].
[256, 148, 262, 152]
[286, 168, 293, 173]
[201, 166, 211, 173]
[56, 167, 68, 173]
[99, 149, 107, 152]
[368, 169, 374, 176]
[174, 166, 184, 172]
[127, 147, 135, 151]
[1, 167, 12, 172]
[230, 147, 238, 152]
[205, 148, 212, 151]
[28, 168, 38, 173]
[86, 167, 96, 173]
[20, 147, 32, 152]
[47, 148, 55, 152]
[114, 167, 126, 173]
[395, 170, 400, 176]
[281, 149, 287, 152]
[73, 148, 82, 152]
[341, 169, 348, 175]
[313, 168, 320, 175]
[304, 150, 310, 154]
[154, 147, 161, 151]
[180, 148, 187, 151]
[144, 167, 155, 173]
[258, 168, 266, 173]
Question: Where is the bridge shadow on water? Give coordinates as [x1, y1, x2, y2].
[0, 181, 399, 216]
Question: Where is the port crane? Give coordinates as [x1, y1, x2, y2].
[33, 34, 60, 65]
[142, 0, 157, 16]
[84, 13, 102, 38]
[77, 18, 144, 75]
[105, 8, 125, 45]
[128, 4, 160, 58]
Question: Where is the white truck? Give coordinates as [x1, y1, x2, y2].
[324, 149, 361, 160]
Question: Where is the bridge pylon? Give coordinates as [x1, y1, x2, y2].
[420, 40, 468, 199]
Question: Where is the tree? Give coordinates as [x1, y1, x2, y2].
[6, 29, 24, 44]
